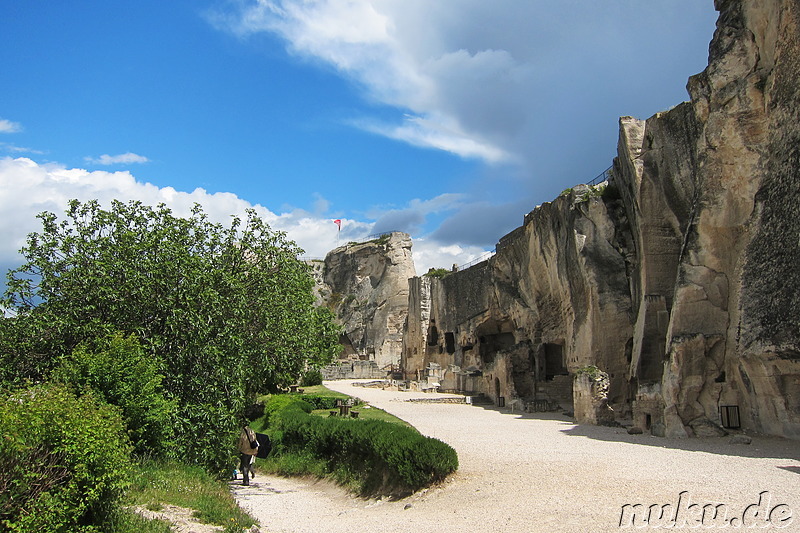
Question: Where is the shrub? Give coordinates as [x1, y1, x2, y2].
[298, 394, 339, 410]
[268, 397, 457, 496]
[243, 403, 265, 422]
[300, 370, 323, 387]
[53, 333, 177, 458]
[0, 383, 133, 532]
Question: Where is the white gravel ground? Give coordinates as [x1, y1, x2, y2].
[232, 380, 800, 533]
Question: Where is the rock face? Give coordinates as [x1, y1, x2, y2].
[313, 232, 416, 369]
[401, 0, 800, 439]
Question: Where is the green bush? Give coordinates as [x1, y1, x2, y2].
[269, 397, 457, 496]
[300, 369, 323, 387]
[53, 333, 177, 458]
[0, 383, 133, 532]
[297, 394, 339, 410]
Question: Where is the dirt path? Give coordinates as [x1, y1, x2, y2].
[232, 380, 800, 533]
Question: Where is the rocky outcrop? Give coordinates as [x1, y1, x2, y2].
[400, 0, 800, 439]
[313, 232, 416, 369]
[625, 0, 800, 439]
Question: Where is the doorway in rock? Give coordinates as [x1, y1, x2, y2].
[544, 342, 567, 380]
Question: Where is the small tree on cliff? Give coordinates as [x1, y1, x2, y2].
[1, 199, 340, 472]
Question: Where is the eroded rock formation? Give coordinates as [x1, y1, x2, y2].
[312, 232, 415, 369]
[400, 0, 800, 439]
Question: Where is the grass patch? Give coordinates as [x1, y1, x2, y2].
[262, 384, 413, 428]
[105, 508, 174, 533]
[310, 407, 415, 429]
[124, 460, 257, 531]
[294, 384, 350, 399]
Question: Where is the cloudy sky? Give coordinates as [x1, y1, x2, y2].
[1, 1, 717, 280]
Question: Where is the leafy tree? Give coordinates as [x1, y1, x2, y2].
[1, 199, 341, 473]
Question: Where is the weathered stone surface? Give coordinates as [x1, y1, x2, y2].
[573, 370, 615, 425]
[730, 434, 752, 445]
[688, 417, 729, 438]
[313, 232, 415, 368]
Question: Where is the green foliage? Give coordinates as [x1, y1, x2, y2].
[0, 383, 133, 532]
[263, 394, 313, 424]
[423, 268, 451, 279]
[267, 396, 458, 496]
[300, 369, 323, 387]
[370, 234, 391, 246]
[1, 199, 341, 474]
[575, 365, 605, 380]
[299, 394, 340, 410]
[53, 333, 177, 458]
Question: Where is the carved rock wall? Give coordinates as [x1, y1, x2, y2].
[402, 191, 634, 409]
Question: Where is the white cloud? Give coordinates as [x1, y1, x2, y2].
[0, 157, 393, 271]
[0, 119, 22, 134]
[211, 0, 717, 179]
[411, 239, 493, 274]
[0, 156, 491, 281]
[357, 114, 510, 163]
[85, 152, 150, 165]
[210, 0, 511, 163]
[0, 142, 43, 154]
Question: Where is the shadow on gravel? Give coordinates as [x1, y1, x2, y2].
[467, 401, 799, 463]
[468, 403, 575, 422]
[559, 421, 800, 462]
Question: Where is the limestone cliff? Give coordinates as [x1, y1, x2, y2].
[401, 0, 800, 439]
[313, 232, 415, 369]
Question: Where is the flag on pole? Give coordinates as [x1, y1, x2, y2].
[333, 219, 341, 231]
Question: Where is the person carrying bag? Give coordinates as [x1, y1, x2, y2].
[237, 423, 259, 486]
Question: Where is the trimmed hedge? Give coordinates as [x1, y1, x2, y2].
[296, 394, 340, 411]
[0, 383, 133, 532]
[266, 396, 457, 495]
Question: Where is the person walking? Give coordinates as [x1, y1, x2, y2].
[237, 423, 259, 486]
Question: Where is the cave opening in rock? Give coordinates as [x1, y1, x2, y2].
[544, 342, 567, 380]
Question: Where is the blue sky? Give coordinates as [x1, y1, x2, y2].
[0, 1, 718, 277]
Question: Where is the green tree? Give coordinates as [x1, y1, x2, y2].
[2, 199, 341, 473]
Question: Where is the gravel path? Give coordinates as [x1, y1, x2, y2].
[232, 380, 800, 532]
